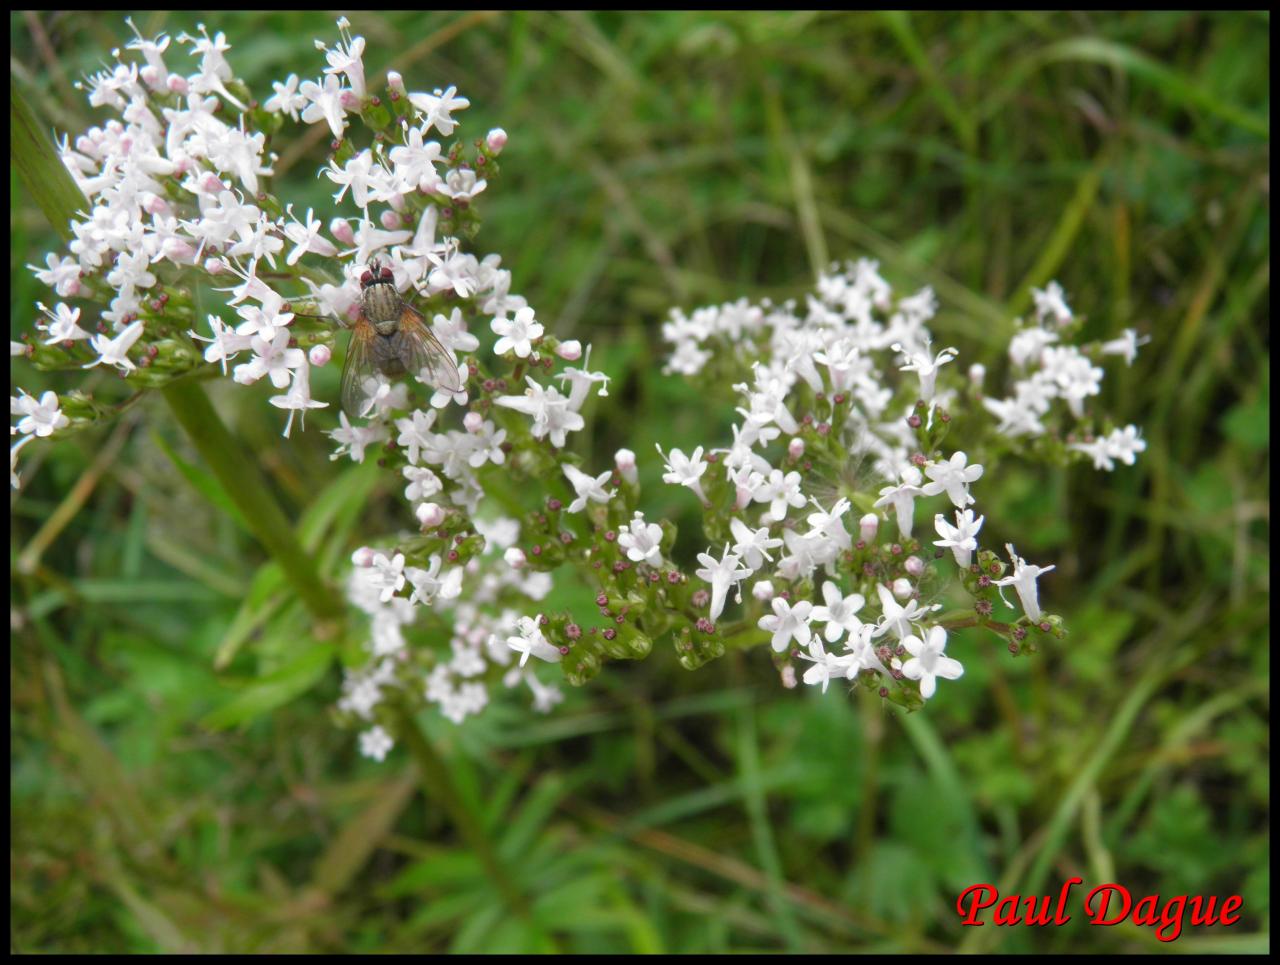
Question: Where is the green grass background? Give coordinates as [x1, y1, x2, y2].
[10, 10, 1269, 953]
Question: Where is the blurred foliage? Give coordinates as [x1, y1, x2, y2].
[10, 9, 1269, 953]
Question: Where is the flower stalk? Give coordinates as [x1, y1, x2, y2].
[161, 376, 344, 626]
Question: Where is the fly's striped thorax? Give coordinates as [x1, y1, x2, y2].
[361, 281, 402, 326]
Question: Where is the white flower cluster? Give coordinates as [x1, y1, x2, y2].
[342, 516, 562, 755]
[654, 260, 1144, 702]
[985, 281, 1148, 461]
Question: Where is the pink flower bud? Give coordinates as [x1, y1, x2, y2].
[139, 66, 163, 91]
[788, 437, 805, 459]
[486, 128, 507, 154]
[167, 74, 189, 95]
[308, 344, 332, 367]
[351, 546, 376, 567]
[554, 339, 582, 361]
[503, 547, 526, 569]
[905, 555, 924, 577]
[379, 209, 403, 231]
[463, 411, 483, 433]
[614, 448, 637, 485]
[204, 257, 226, 275]
[415, 502, 446, 528]
[892, 578, 912, 600]
[330, 218, 355, 246]
[386, 70, 406, 96]
[198, 172, 224, 194]
[780, 664, 797, 689]
[140, 192, 169, 215]
[752, 580, 775, 602]
[339, 90, 362, 111]
[859, 513, 879, 542]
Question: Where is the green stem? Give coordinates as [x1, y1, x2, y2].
[11, 79, 85, 243]
[161, 378, 344, 626]
[393, 704, 538, 927]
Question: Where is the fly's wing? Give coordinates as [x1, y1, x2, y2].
[340, 316, 381, 418]
[398, 303, 464, 395]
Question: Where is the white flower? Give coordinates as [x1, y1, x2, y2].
[563, 463, 613, 514]
[618, 511, 663, 566]
[657, 445, 709, 503]
[329, 412, 387, 463]
[269, 363, 327, 438]
[507, 615, 561, 667]
[406, 555, 463, 607]
[894, 340, 958, 403]
[873, 466, 925, 538]
[921, 452, 983, 509]
[368, 552, 406, 603]
[359, 725, 394, 762]
[1031, 280, 1073, 327]
[753, 468, 806, 521]
[695, 544, 752, 622]
[758, 597, 814, 653]
[994, 543, 1055, 622]
[264, 73, 307, 119]
[491, 305, 543, 358]
[1099, 329, 1150, 367]
[37, 302, 90, 344]
[933, 509, 984, 569]
[12, 390, 70, 438]
[797, 639, 851, 694]
[1104, 425, 1146, 466]
[495, 378, 584, 448]
[810, 582, 865, 644]
[728, 517, 782, 571]
[83, 320, 144, 373]
[900, 626, 964, 699]
[408, 85, 470, 136]
[300, 73, 350, 139]
[871, 583, 939, 641]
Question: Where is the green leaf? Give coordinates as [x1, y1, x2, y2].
[201, 641, 336, 730]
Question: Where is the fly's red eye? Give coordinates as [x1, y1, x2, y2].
[380, 266, 394, 281]
[360, 270, 373, 286]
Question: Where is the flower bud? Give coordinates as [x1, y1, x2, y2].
[308, 344, 332, 367]
[555, 339, 582, 361]
[351, 546, 376, 567]
[503, 547, 526, 569]
[904, 555, 924, 577]
[486, 128, 508, 154]
[615, 448, 637, 485]
[752, 580, 775, 602]
[330, 217, 355, 246]
[892, 577, 913, 600]
[198, 172, 224, 194]
[788, 437, 805, 460]
[968, 363, 985, 388]
[204, 257, 226, 275]
[415, 502, 446, 528]
[167, 74, 189, 95]
[463, 411, 483, 432]
[859, 513, 879, 542]
[140, 192, 169, 215]
[780, 664, 797, 689]
[379, 209, 403, 231]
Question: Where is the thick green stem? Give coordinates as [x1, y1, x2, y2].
[161, 378, 344, 626]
